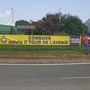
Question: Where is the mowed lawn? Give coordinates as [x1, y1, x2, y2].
[0, 45, 90, 59]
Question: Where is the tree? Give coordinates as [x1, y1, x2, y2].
[15, 20, 30, 26]
[10, 26, 15, 34]
[15, 12, 88, 35]
[63, 15, 88, 35]
[15, 20, 31, 35]
[31, 21, 43, 35]
[32, 12, 66, 35]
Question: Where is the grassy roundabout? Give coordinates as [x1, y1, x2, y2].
[0, 45, 89, 59]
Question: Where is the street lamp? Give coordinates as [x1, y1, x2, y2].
[11, 8, 14, 25]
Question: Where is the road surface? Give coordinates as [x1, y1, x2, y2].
[0, 63, 90, 90]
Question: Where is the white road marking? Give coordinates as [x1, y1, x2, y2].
[0, 62, 90, 65]
[59, 76, 90, 80]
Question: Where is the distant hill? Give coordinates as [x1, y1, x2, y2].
[85, 19, 90, 32]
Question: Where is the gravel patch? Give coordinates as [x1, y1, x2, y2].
[0, 57, 90, 64]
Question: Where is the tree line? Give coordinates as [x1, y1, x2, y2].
[15, 11, 88, 35]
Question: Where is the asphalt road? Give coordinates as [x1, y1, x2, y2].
[0, 63, 90, 90]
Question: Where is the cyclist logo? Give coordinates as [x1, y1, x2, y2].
[1, 36, 7, 43]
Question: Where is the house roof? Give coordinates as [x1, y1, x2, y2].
[17, 25, 35, 30]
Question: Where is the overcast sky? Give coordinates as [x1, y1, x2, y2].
[0, 0, 90, 25]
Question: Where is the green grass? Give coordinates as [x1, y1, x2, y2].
[0, 45, 89, 59]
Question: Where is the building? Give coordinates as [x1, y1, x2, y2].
[0, 25, 19, 35]
[0, 25, 35, 35]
